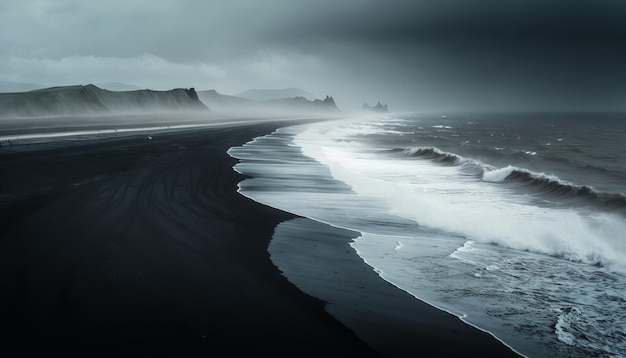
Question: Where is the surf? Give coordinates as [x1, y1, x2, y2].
[230, 114, 626, 357]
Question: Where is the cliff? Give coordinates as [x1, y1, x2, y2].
[0, 84, 208, 118]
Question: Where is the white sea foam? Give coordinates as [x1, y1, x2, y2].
[482, 164, 572, 187]
[555, 307, 581, 346]
[482, 165, 516, 182]
[449, 241, 477, 264]
[295, 120, 626, 272]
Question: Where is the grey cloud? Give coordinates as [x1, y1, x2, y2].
[1, 54, 227, 88]
[1, 0, 625, 111]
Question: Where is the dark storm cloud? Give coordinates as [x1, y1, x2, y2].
[272, 0, 626, 51]
[1, 0, 625, 111]
[264, 0, 626, 110]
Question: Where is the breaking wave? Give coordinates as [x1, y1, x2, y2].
[483, 166, 626, 210]
[397, 146, 626, 212]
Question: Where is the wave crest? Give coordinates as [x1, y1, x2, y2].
[483, 166, 626, 211]
[393, 146, 626, 212]
[401, 147, 465, 166]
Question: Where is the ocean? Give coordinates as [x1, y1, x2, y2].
[228, 112, 626, 357]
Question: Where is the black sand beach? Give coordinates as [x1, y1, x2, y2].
[0, 119, 519, 356]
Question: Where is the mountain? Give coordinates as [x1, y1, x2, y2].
[362, 101, 389, 113]
[235, 88, 316, 101]
[0, 81, 46, 93]
[197, 89, 340, 115]
[267, 95, 339, 113]
[197, 89, 257, 112]
[0, 84, 208, 118]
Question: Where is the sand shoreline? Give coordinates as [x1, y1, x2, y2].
[271, 218, 522, 356]
[0, 119, 518, 356]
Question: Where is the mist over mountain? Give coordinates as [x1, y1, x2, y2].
[196, 90, 257, 112]
[362, 102, 389, 113]
[266, 95, 339, 113]
[0, 83, 342, 119]
[197, 89, 339, 115]
[0, 84, 207, 118]
[96, 82, 141, 91]
[0, 81, 142, 94]
[0, 81, 46, 93]
[235, 88, 316, 101]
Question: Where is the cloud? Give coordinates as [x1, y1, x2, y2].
[0, 54, 227, 89]
[1, 1, 625, 110]
[224, 51, 327, 92]
[0, 50, 332, 96]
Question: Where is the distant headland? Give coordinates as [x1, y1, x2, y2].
[196, 89, 339, 115]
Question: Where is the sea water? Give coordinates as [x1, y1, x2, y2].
[228, 112, 626, 357]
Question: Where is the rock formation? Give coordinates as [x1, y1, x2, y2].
[362, 101, 389, 113]
[0, 84, 208, 118]
[197, 89, 340, 115]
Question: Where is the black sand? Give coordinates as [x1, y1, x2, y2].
[272, 218, 521, 357]
[0, 120, 519, 356]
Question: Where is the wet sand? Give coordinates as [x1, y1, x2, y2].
[0, 119, 518, 356]
[271, 218, 521, 357]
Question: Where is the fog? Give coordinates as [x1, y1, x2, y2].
[1, 1, 625, 112]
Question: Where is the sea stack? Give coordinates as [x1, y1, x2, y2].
[362, 101, 389, 113]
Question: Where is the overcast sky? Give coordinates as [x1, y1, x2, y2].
[1, 0, 625, 111]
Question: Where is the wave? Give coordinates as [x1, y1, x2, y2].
[401, 147, 466, 166]
[389, 146, 487, 176]
[395, 146, 626, 212]
[232, 122, 626, 355]
[270, 120, 626, 272]
[278, 117, 626, 356]
[540, 152, 626, 182]
[483, 165, 626, 211]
